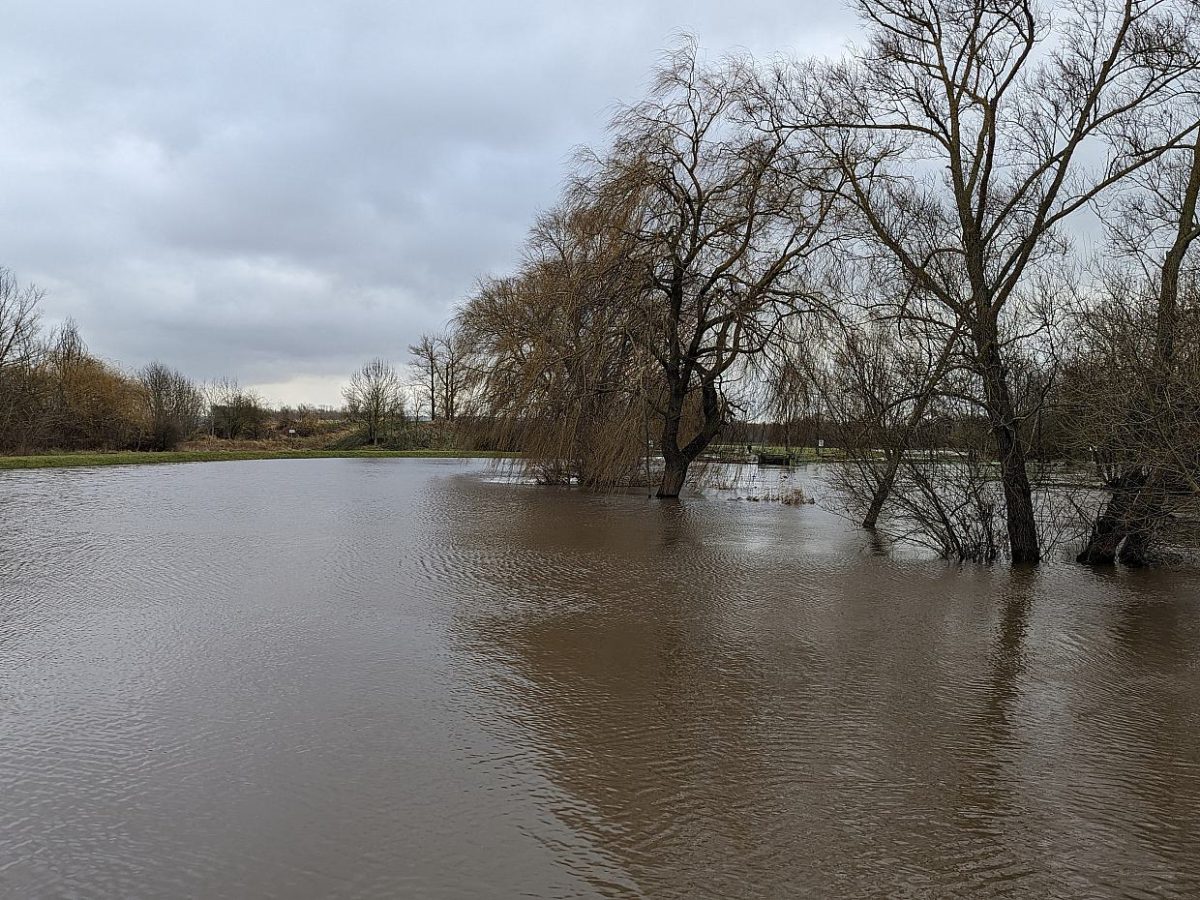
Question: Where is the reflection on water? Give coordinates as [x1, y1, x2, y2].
[1, 459, 1198, 898]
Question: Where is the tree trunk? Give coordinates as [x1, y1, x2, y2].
[1078, 469, 1168, 567]
[1117, 484, 1159, 568]
[861, 390, 937, 529]
[862, 449, 900, 529]
[993, 413, 1040, 565]
[655, 380, 722, 499]
[1077, 469, 1147, 564]
[657, 454, 688, 498]
[657, 385, 686, 498]
[977, 326, 1041, 564]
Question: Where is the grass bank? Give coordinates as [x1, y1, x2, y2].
[0, 449, 510, 471]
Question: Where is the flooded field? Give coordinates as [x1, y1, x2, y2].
[1, 458, 1198, 898]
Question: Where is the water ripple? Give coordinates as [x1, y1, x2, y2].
[0, 460, 1197, 897]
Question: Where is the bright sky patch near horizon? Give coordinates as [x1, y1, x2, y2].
[0, 1, 860, 406]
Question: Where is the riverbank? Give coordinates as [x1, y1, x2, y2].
[0, 449, 509, 471]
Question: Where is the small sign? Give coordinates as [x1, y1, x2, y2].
[818, 439, 825, 448]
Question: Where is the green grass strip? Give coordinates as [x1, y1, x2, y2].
[0, 449, 510, 471]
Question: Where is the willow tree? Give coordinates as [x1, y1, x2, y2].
[459, 44, 841, 496]
[458, 202, 652, 489]
[770, 0, 1200, 563]
[591, 44, 841, 497]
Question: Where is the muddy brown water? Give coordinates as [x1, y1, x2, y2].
[1, 458, 1198, 898]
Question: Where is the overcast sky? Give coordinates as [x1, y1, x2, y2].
[0, 1, 860, 406]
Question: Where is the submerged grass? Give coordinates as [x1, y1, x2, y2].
[0, 449, 510, 471]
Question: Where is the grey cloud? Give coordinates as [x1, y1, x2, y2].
[0, 0, 860, 405]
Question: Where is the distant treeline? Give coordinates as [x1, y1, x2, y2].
[0, 269, 473, 456]
[0, 271, 197, 453]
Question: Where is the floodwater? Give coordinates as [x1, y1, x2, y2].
[1, 458, 1198, 899]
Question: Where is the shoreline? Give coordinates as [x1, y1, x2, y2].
[0, 449, 510, 471]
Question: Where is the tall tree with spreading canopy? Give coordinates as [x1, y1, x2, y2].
[562, 44, 843, 496]
[461, 44, 844, 496]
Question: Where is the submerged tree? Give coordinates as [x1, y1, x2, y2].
[459, 201, 651, 487]
[462, 43, 843, 496]
[1073, 122, 1200, 564]
[603, 44, 844, 496]
[767, 0, 1200, 562]
[821, 312, 968, 529]
[775, 253, 973, 531]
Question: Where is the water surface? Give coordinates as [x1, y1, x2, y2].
[1, 459, 1198, 898]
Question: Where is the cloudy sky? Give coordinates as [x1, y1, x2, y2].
[1, 1, 860, 406]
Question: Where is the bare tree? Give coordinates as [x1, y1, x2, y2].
[1074, 120, 1200, 563]
[408, 329, 467, 423]
[0, 268, 45, 451]
[0, 267, 41, 373]
[589, 43, 841, 496]
[408, 334, 440, 421]
[768, 0, 1200, 563]
[459, 45, 842, 496]
[437, 330, 465, 423]
[209, 377, 268, 440]
[343, 358, 405, 446]
[773, 254, 973, 530]
[816, 311, 967, 527]
[138, 361, 204, 451]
